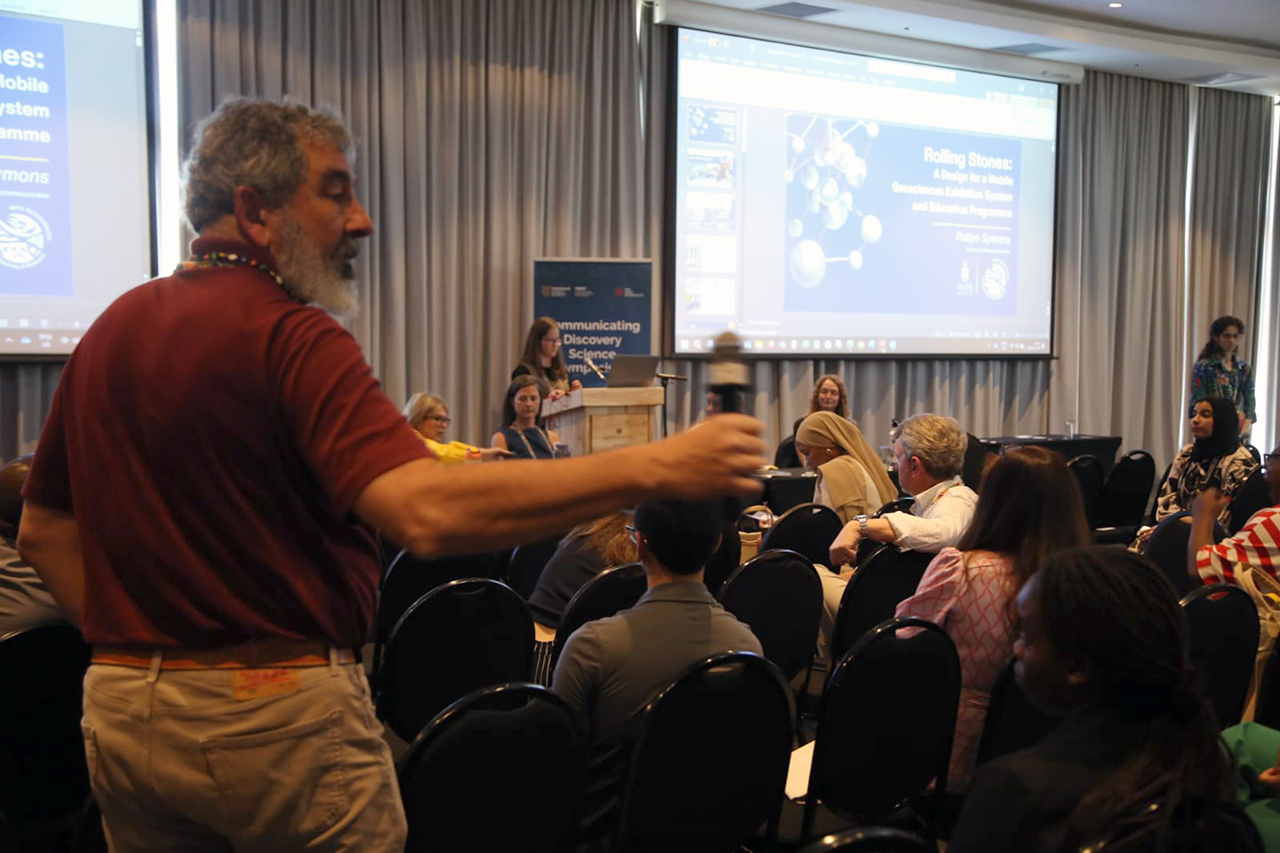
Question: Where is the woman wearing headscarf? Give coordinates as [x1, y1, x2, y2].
[1154, 394, 1258, 529]
[795, 411, 897, 525]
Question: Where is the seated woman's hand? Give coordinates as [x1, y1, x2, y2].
[478, 446, 515, 462]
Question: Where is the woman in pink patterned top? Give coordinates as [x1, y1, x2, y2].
[896, 446, 1091, 792]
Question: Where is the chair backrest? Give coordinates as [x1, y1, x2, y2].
[775, 434, 801, 470]
[1229, 468, 1272, 535]
[963, 433, 997, 491]
[874, 497, 915, 517]
[0, 622, 91, 826]
[1146, 512, 1225, 598]
[505, 534, 566, 600]
[761, 502, 844, 569]
[830, 547, 934, 663]
[805, 618, 960, 839]
[398, 682, 586, 853]
[1098, 450, 1157, 529]
[1253, 640, 1280, 730]
[1078, 796, 1263, 853]
[974, 659, 1060, 767]
[702, 521, 742, 598]
[718, 549, 823, 681]
[1067, 454, 1106, 529]
[1180, 584, 1259, 727]
[798, 826, 935, 853]
[615, 652, 794, 853]
[1149, 463, 1174, 524]
[376, 578, 533, 741]
[377, 550, 504, 645]
[550, 562, 647, 669]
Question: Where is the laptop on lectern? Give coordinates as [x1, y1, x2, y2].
[605, 355, 660, 388]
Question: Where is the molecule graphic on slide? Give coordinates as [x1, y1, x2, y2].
[785, 115, 881, 289]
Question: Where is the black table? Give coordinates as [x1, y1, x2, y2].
[758, 468, 818, 515]
[977, 434, 1123, 476]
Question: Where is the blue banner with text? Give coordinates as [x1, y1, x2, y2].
[533, 259, 652, 388]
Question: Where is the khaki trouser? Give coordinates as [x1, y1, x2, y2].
[81, 656, 406, 852]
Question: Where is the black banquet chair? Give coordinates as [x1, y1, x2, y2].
[397, 682, 586, 853]
[761, 502, 844, 569]
[376, 578, 533, 742]
[614, 652, 795, 853]
[974, 659, 1060, 767]
[0, 622, 92, 840]
[1097, 449, 1156, 531]
[550, 562, 647, 669]
[799, 825, 936, 853]
[802, 617, 961, 841]
[504, 533, 566, 599]
[702, 521, 742, 598]
[718, 549, 823, 683]
[829, 546, 934, 665]
[373, 549, 505, 685]
[1146, 511, 1225, 599]
[1229, 468, 1272, 535]
[874, 497, 915, 518]
[1180, 583, 1259, 727]
[1254, 641, 1280, 730]
[1067, 454, 1105, 529]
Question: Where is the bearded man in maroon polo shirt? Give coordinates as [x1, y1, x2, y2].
[16, 99, 766, 852]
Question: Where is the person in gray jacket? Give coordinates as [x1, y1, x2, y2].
[552, 497, 762, 847]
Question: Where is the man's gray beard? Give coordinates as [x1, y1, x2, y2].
[273, 215, 360, 319]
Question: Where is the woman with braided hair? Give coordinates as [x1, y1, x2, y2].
[949, 546, 1235, 852]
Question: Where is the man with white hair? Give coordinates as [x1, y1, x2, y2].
[18, 99, 765, 852]
[819, 413, 978, 652]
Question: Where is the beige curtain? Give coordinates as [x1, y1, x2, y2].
[1183, 87, 1273, 431]
[178, 0, 649, 443]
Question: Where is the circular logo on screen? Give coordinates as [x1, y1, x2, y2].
[981, 259, 1009, 300]
[0, 206, 51, 270]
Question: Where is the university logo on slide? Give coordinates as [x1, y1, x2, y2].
[0, 205, 51, 270]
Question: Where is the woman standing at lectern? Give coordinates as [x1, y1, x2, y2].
[512, 316, 582, 400]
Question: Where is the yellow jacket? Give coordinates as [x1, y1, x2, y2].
[422, 436, 481, 464]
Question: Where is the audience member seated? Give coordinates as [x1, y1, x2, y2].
[512, 316, 581, 399]
[895, 446, 1091, 793]
[1190, 442, 1280, 591]
[551, 497, 762, 847]
[949, 547, 1234, 853]
[528, 511, 638, 683]
[492, 375, 560, 460]
[795, 411, 896, 526]
[1220, 722, 1280, 851]
[402, 392, 509, 463]
[774, 374, 850, 469]
[819, 414, 978, 647]
[0, 455, 64, 635]
[1144, 395, 1257, 539]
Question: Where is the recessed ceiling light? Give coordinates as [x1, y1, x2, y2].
[1108, 2, 1123, 7]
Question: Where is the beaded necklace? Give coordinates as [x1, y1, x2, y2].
[179, 250, 285, 286]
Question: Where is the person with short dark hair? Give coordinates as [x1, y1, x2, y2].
[552, 497, 762, 845]
[0, 454, 64, 635]
[949, 546, 1234, 853]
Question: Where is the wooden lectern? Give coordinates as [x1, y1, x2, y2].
[541, 387, 665, 455]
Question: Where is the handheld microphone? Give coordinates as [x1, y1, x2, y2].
[708, 331, 749, 414]
[583, 356, 607, 382]
[708, 331, 752, 522]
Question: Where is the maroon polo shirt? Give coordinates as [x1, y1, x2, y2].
[23, 238, 429, 648]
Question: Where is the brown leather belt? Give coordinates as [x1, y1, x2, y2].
[92, 638, 359, 670]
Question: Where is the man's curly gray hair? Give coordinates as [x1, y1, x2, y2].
[182, 98, 352, 232]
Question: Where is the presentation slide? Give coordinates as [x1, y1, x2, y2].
[671, 28, 1059, 358]
[0, 0, 150, 356]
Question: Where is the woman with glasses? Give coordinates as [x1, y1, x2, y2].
[512, 316, 582, 401]
[402, 392, 509, 463]
[1190, 315, 1255, 437]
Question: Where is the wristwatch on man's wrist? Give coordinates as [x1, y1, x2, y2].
[855, 514, 869, 535]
